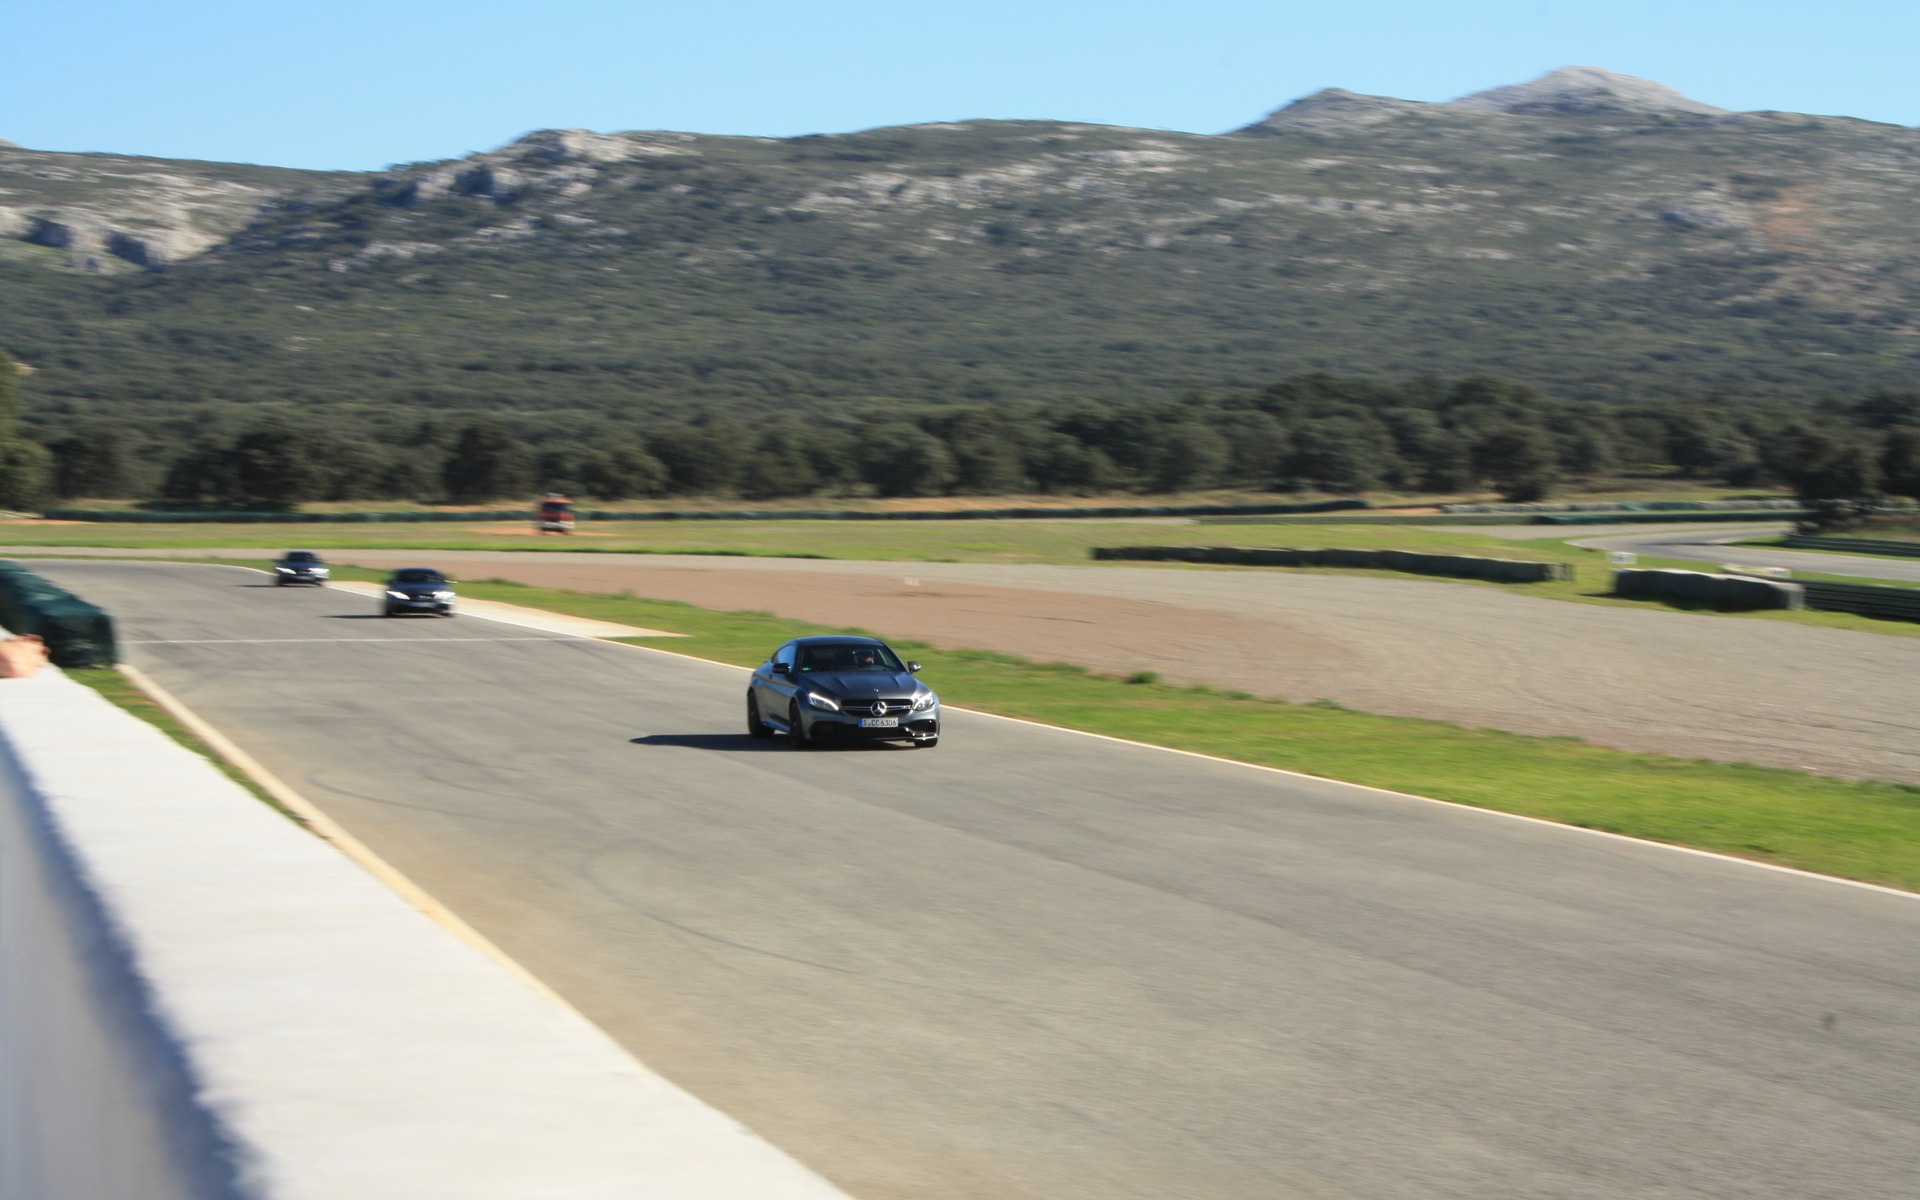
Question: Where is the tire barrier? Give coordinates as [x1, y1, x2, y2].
[40, 499, 1369, 525]
[1782, 535, 1920, 559]
[1535, 510, 1808, 525]
[0, 562, 116, 667]
[1092, 545, 1573, 582]
[1611, 568, 1805, 610]
[1797, 580, 1920, 622]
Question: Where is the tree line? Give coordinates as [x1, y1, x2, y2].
[17, 368, 1920, 514]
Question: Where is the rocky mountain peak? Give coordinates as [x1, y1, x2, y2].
[0, 138, 19, 149]
[1233, 88, 1430, 135]
[1449, 67, 1728, 117]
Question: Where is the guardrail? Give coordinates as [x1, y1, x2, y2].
[1782, 535, 1920, 559]
[0, 562, 116, 666]
[1092, 545, 1572, 582]
[40, 499, 1369, 524]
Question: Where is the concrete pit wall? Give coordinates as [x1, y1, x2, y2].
[0, 669, 849, 1200]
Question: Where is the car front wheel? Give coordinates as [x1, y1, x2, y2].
[788, 702, 811, 750]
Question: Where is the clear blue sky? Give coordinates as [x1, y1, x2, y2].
[9, 1, 1916, 170]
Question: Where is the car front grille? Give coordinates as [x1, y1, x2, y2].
[842, 698, 915, 717]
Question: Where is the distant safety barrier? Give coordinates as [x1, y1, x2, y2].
[1797, 580, 1920, 622]
[40, 499, 1369, 525]
[1611, 569, 1805, 610]
[1091, 545, 1573, 582]
[1782, 535, 1920, 559]
[1442, 499, 1804, 514]
[0, 562, 116, 666]
[1534, 510, 1807, 525]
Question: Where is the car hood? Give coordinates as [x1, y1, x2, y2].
[806, 670, 921, 698]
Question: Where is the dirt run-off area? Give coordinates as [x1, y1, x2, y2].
[20, 546, 1920, 785]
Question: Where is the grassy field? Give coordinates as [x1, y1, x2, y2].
[209, 564, 1917, 893]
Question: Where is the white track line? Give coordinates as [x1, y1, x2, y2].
[116, 662, 611, 1018]
[591, 635, 1920, 902]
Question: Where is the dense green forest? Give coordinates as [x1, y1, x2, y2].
[20, 358, 1919, 514]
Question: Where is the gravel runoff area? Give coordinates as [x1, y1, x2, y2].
[13, 545, 1920, 784]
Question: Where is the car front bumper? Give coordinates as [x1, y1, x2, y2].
[386, 598, 452, 614]
[803, 709, 939, 741]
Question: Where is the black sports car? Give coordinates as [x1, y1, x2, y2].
[272, 551, 330, 586]
[381, 567, 457, 617]
[747, 635, 939, 748]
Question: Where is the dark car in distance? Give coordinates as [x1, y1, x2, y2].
[381, 567, 457, 617]
[748, 635, 940, 748]
[272, 551, 330, 586]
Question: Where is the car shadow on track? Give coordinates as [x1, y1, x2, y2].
[629, 734, 911, 752]
[630, 734, 783, 752]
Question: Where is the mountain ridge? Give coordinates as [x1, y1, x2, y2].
[3, 69, 1917, 435]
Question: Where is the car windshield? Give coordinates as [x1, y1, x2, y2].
[797, 643, 904, 673]
[392, 569, 444, 584]
[284, 552, 321, 563]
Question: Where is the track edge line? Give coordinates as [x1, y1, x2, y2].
[114, 662, 635, 1023]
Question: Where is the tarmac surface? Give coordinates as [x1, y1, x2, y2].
[13, 536, 1920, 780]
[209, 545, 1920, 782]
[28, 559, 1920, 1200]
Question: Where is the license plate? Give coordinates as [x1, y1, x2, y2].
[858, 717, 899, 728]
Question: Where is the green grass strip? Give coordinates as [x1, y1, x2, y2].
[277, 562, 1920, 892]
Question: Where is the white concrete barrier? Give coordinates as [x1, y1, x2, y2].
[0, 669, 850, 1200]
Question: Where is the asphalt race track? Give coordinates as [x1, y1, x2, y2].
[32, 560, 1920, 1200]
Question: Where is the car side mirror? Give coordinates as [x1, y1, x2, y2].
[907, 662, 922, 673]
[771, 662, 791, 676]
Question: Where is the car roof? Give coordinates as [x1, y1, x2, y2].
[789, 634, 885, 647]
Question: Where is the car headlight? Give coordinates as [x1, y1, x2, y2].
[276, 566, 293, 573]
[386, 590, 407, 599]
[434, 590, 454, 599]
[912, 691, 938, 712]
[805, 692, 841, 712]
